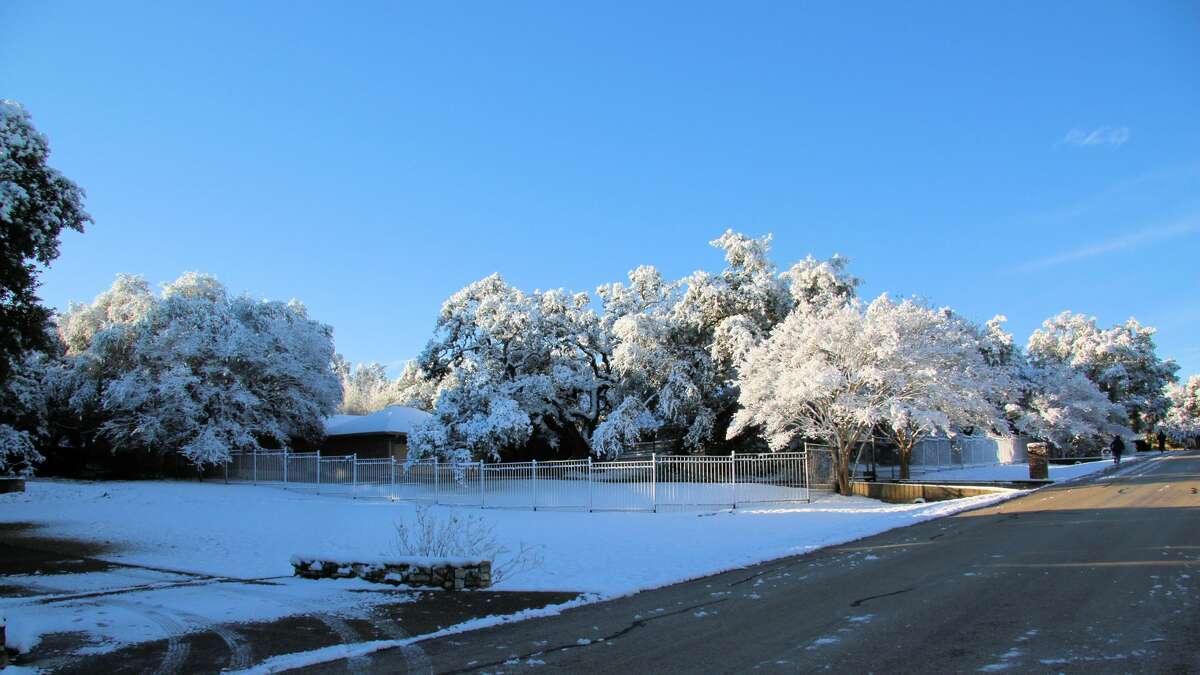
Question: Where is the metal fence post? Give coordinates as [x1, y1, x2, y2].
[532, 459, 538, 511]
[390, 456, 396, 499]
[804, 444, 812, 503]
[479, 459, 485, 508]
[316, 451, 321, 494]
[252, 452, 257, 485]
[433, 457, 440, 505]
[651, 453, 657, 513]
[730, 451, 737, 508]
[352, 454, 358, 499]
[283, 449, 288, 486]
[587, 457, 593, 512]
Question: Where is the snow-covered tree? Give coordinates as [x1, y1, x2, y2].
[601, 232, 859, 454]
[874, 303, 1005, 479]
[408, 274, 622, 462]
[0, 349, 61, 476]
[1164, 375, 1200, 447]
[57, 273, 341, 466]
[392, 360, 440, 411]
[729, 295, 980, 494]
[1013, 360, 1129, 450]
[407, 231, 860, 461]
[0, 101, 90, 387]
[335, 357, 402, 415]
[1027, 312, 1179, 433]
[981, 316, 1128, 451]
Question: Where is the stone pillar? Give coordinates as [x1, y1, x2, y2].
[1027, 442, 1049, 480]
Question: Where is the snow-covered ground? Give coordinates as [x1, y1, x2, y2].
[1, 479, 1024, 660]
[1, 576, 408, 657]
[900, 456, 1128, 483]
[2, 480, 1021, 594]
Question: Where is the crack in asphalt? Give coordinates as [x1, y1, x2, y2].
[439, 598, 732, 674]
[849, 587, 914, 608]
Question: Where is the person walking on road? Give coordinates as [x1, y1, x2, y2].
[1110, 434, 1125, 466]
[1157, 430, 1166, 453]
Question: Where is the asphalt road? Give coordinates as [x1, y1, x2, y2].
[355, 452, 1200, 674]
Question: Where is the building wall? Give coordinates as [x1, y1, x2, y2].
[321, 434, 409, 461]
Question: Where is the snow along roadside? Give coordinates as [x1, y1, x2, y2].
[230, 488, 1027, 674]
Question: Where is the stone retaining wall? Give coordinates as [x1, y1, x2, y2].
[291, 555, 491, 591]
[850, 481, 1010, 504]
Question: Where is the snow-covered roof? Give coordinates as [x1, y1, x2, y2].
[324, 406, 432, 437]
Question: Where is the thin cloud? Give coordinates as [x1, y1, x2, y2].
[1019, 220, 1199, 271]
[1060, 126, 1130, 148]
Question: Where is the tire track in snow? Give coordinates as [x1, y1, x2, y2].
[222, 584, 380, 673]
[374, 612, 432, 674]
[106, 600, 191, 675]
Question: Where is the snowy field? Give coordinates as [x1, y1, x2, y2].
[0, 480, 1025, 594]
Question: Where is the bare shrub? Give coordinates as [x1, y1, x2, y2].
[394, 506, 542, 585]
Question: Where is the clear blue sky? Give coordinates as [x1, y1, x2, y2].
[3, 1, 1198, 378]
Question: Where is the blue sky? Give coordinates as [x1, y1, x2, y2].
[3, 1, 1198, 377]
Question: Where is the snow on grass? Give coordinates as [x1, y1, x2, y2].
[1, 576, 410, 655]
[2, 480, 1023, 595]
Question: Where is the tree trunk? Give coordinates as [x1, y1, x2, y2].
[542, 417, 593, 459]
[899, 442, 912, 480]
[834, 442, 853, 495]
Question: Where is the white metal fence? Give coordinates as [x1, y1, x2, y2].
[907, 435, 1029, 472]
[212, 449, 824, 511]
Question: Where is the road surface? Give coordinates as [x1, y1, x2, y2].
[352, 451, 1199, 674]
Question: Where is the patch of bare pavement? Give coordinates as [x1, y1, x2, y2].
[330, 452, 1197, 675]
[0, 527, 577, 674]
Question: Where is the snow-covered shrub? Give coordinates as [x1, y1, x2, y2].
[394, 506, 541, 585]
[0, 423, 41, 476]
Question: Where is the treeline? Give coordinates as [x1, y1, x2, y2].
[2, 99, 1196, 481]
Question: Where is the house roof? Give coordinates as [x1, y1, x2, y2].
[324, 406, 432, 437]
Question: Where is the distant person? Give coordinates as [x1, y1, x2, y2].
[1157, 430, 1167, 453]
[1110, 434, 1125, 466]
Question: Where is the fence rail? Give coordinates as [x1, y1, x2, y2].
[211, 448, 829, 512]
